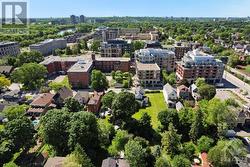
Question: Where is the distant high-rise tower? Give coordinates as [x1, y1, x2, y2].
[70, 15, 77, 24]
[80, 15, 85, 23]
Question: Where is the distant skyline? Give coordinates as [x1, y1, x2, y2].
[30, 0, 250, 18]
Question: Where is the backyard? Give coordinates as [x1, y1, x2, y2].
[133, 92, 167, 130]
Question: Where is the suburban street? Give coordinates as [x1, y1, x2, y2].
[223, 71, 250, 105]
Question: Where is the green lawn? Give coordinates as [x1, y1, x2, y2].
[245, 65, 250, 73]
[133, 92, 167, 130]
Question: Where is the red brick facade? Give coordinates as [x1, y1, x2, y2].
[68, 72, 91, 88]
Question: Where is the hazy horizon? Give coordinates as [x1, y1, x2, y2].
[30, 0, 250, 18]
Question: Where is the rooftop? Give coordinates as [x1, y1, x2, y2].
[30, 38, 66, 47]
[67, 60, 93, 73]
[40, 56, 86, 65]
[136, 48, 175, 57]
[137, 62, 160, 71]
[30, 93, 54, 107]
[0, 41, 18, 46]
[96, 57, 130, 62]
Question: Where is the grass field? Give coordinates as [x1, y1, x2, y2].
[133, 92, 167, 130]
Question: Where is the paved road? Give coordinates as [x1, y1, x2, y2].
[223, 71, 250, 105]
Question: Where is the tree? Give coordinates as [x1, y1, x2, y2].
[91, 70, 108, 91]
[3, 162, 18, 167]
[68, 112, 99, 151]
[155, 157, 170, 167]
[123, 52, 130, 58]
[64, 144, 94, 167]
[11, 63, 47, 90]
[189, 109, 204, 142]
[182, 142, 196, 160]
[198, 84, 216, 100]
[39, 109, 70, 154]
[108, 130, 130, 156]
[111, 91, 138, 123]
[90, 40, 101, 52]
[0, 76, 11, 90]
[0, 140, 15, 165]
[208, 140, 247, 167]
[101, 91, 116, 109]
[172, 155, 191, 167]
[64, 97, 82, 112]
[197, 136, 214, 153]
[4, 116, 34, 152]
[81, 40, 88, 50]
[131, 41, 145, 51]
[65, 46, 72, 55]
[98, 119, 115, 147]
[3, 104, 29, 121]
[161, 123, 182, 157]
[124, 139, 147, 167]
[158, 109, 179, 131]
[15, 51, 44, 67]
[195, 78, 206, 87]
[228, 53, 240, 68]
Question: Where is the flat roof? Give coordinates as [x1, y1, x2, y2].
[137, 62, 160, 71]
[40, 56, 86, 65]
[67, 60, 93, 73]
[96, 57, 130, 62]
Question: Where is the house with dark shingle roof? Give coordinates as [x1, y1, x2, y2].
[53, 87, 73, 107]
[27, 93, 56, 117]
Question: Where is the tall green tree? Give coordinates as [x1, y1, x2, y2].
[91, 70, 108, 91]
[4, 116, 35, 152]
[189, 109, 205, 142]
[11, 63, 47, 90]
[161, 123, 182, 157]
[39, 109, 71, 154]
[108, 130, 130, 156]
[111, 91, 138, 123]
[68, 112, 99, 151]
[101, 90, 116, 109]
[124, 139, 147, 167]
[3, 105, 29, 121]
[64, 97, 82, 112]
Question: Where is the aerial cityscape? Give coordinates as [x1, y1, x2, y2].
[1, 0, 250, 167]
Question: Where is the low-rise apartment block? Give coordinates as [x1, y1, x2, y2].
[67, 60, 93, 88]
[0, 42, 20, 57]
[135, 48, 175, 72]
[174, 42, 192, 61]
[100, 39, 131, 57]
[136, 62, 161, 87]
[30, 38, 67, 56]
[176, 50, 225, 84]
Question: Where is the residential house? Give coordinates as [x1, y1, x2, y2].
[53, 87, 73, 107]
[190, 84, 201, 101]
[73, 91, 89, 105]
[176, 101, 184, 111]
[3, 89, 21, 101]
[234, 43, 244, 53]
[26, 93, 56, 118]
[44, 157, 66, 167]
[101, 158, 130, 167]
[135, 86, 149, 107]
[0, 66, 14, 76]
[163, 83, 177, 108]
[177, 85, 190, 99]
[87, 92, 104, 113]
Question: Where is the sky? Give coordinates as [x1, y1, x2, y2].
[29, 0, 250, 18]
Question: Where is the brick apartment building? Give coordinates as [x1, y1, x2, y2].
[135, 48, 175, 72]
[174, 42, 192, 61]
[176, 50, 225, 84]
[100, 39, 131, 57]
[136, 62, 161, 87]
[40, 54, 131, 88]
[93, 55, 131, 73]
[30, 38, 67, 56]
[40, 56, 85, 74]
[67, 60, 93, 88]
[0, 42, 20, 57]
